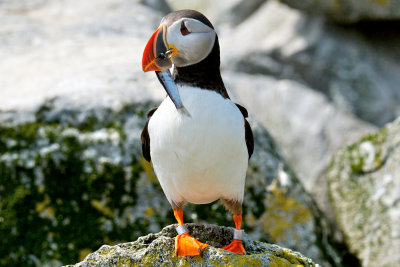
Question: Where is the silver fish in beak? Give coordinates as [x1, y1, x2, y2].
[156, 70, 190, 117]
[142, 24, 190, 116]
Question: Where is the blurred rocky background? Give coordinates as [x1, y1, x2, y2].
[1, 0, 399, 266]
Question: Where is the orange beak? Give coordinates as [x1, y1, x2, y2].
[142, 24, 176, 72]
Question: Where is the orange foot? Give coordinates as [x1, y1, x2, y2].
[175, 232, 209, 256]
[222, 239, 246, 254]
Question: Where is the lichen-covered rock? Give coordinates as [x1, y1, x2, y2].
[66, 224, 316, 267]
[280, 0, 400, 23]
[0, 98, 344, 266]
[0, 0, 359, 266]
[327, 118, 400, 266]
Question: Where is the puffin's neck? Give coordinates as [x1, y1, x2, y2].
[172, 36, 229, 99]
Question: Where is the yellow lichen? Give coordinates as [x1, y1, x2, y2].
[117, 259, 135, 267]
[280, 248, 315, 266]
[177, 257, 195, 266]
[331, 0, 341, 10]
[268, 255, 291, 267]
[371, 0, 388, 5]
[100, 248, 114, 257]
[144, 207, 154, 217]
[261, 179, 311, 241]
[90, 199, 114, 217]
[35, 194, 55, 218]
[208, 251, 264, 267]
[79, 248, 92, 261]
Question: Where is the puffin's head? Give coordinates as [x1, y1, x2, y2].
[142, 9, 216, 72]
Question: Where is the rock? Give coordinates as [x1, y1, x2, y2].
[225, 71, 374, 193]
[165, 0, 265, 32]
[280, 0, 400, 24]
[136, 0, 171, 14]
[327, 118, 400, 267]
[0, 0, 362, 266]
[165, 0, 238, 20]
[219, 1, 398, 209]
[66, 224, 316, 266]
[220, 1, 400, 127]
[0, 98, 347, 266]
[225, 72, 374, 238]
[215, 0, 266, 30]
[0, 0, 48, 12]
[0, 0, 166, 115]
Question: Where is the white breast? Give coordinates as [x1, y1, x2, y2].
[148, 85, 248, 206]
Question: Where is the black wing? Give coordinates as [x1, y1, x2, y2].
[236, 103, 254, 159]
[141, 107, 158, 162]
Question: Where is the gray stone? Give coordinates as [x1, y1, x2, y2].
[0, 0, 48, 12]
[165, 0, 239, 20]
[0, 0, 165, 116]
[280, 0, 400, 23]
[214, 0, 267, 33]
[225, 72, 374, 193]
[66, 224, 316, 267]
[221, 1, 400, 127]
[165, 0, 265, 33]
[327, 118, 400, 267]
[136, 0, 171, 14]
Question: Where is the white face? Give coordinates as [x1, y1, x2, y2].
[165, 18, 216, 67]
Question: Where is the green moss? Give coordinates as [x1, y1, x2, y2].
[341, 128, 387, 175]
[347, 144, 365, 174]
[0, 103, 154, 266]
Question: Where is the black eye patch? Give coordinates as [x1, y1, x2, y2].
[180, 21, 191, 36]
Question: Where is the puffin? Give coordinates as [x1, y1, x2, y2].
[141, 9, 254, 256]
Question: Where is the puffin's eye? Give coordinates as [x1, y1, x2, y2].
[180, 21, 191, 36]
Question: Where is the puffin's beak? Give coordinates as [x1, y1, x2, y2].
[142, 24, 177, 72]
[142, 24, 189, 116]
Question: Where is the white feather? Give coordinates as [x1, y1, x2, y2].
[148, 85, 248, 206]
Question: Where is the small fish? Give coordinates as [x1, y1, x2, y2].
[156, 70, 191, 117]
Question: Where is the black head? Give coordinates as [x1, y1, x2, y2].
[142, 9, 228, 98]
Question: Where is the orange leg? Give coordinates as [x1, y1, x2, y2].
[222, 214, 246, 254]
[173, 209, 209, 256]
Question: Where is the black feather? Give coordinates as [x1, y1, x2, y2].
[235, 104, 254, 159]
[141, 107, 158, 162]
